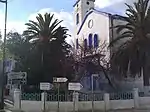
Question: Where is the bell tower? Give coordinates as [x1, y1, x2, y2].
[73, 0, 95, 34]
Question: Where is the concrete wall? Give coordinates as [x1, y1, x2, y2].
[21, 100, 105, 112]
[21, 100, 134, 112]
[139, 97, 150, 108]
[110, 100, 134, 109]
[13, 88, 150, 112]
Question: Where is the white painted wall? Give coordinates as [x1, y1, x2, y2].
[77, 11, 110, 45]
[21, 100, 105, 112]
[139, 97, 150, 108]
[18, 89, 150, 112]
[73, 0, 95, 42]
[76, 11, 110, 62]
[20, 100, 136, 112]
[110, 100, 134, 109]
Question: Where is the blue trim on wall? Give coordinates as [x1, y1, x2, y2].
[77, 8, 126, 35]
[94, 34, 98, 48]
[88, 33, 93, 48]
[84, 39, 87, 49]
[73, 0, 80, 7]
[77, 9, 110, 35]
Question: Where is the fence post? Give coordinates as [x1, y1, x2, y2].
[73, 92, 79, 111]
[14, 89, 21, 110]
[41, 92, 47, 112]
[133, 88, 139, 108]
[104, 93, 110, 111]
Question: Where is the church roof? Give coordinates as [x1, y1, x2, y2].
[73, 0, 80, 7]
[77, 8, 125, 35]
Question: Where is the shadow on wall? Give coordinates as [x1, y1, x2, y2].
[80, 72, 113, 92]
[80, 71, 144, 92]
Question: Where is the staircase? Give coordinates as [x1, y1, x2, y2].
[4, 96, 14, 112]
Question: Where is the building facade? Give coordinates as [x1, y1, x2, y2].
[73, 0, 144, 92]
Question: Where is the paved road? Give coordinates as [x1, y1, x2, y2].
[6, 109, 150, 112]
[108, 108, 150, 112]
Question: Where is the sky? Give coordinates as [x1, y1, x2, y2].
[0, 0, 135, 42]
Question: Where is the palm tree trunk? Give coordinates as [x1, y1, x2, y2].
[143, 52, 150, 86]
[143, 65, 150, 86]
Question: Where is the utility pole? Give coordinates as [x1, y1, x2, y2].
[0, 0, 7, 110]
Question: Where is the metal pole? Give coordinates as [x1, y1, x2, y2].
[73, 91, 75, 112]
[91, 75, 94, 112]
[57, 83, 60, 112]
[43, 91, 46, 112]
[0, 0, 7, 109]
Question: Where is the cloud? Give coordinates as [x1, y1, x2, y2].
[0, 8, 73, 43]
[28, 8, 74, 43]
[0, 11, 26, 36]
[95, 0, 136, 15]
[95, 0, 124, 8]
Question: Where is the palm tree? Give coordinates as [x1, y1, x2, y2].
[24, 13, 63, 68]
[109, 0, 150, 86]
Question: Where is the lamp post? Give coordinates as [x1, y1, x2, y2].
[0, 0, 7, 110]
[91, 74, 98, 112]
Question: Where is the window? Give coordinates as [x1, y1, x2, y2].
[87, 1, 89, 5]
[94, 34, 98, 48]
[88, 33, 93, 48]
[76, 13, 79, 25]
[84, 39, 87, 50]
[76, 39, 79, 49]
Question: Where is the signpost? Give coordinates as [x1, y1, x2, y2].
[40, 82, 53, 112]
[53, 77, 68, 83]
[68, 83, 83, 112]
[7, 72, 27, 95]
[68, 83, 83, 91]
[53, 77, 68, 112]
[40, 83, 53, 91]
[91, 74, 99, 112]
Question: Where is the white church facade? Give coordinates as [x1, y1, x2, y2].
[73, 0, 144, 92]
[73, 0, 127, 60]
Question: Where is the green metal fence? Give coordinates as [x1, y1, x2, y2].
[21, 93, 41, 101]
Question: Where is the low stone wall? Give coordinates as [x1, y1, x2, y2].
[12, 88, 150, 112]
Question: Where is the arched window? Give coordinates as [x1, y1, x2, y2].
[76, 13, 79, 25]
[94, 34, 98, 48]
[76, 39, 79, 49]
[88, 33, 93, 48]
[84, 39, 87, 50]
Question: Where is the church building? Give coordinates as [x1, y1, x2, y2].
[73, 0, 125, 57]
[73, 0, 144, 92]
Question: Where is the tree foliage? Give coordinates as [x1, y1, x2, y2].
[71, 39, 115, 89]
[109, 0, 150, 86]
[5, 13, 75, 85]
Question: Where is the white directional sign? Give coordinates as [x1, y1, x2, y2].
[68, 83, 83, 91]
[53, 77, 68, 83]
[7, 72, 27, 80]
[40, 83, 53, 90]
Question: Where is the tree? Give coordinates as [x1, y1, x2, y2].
[109, 0, 150, 86]
[23, 13, 74, 83]
[71, 39, 115, 89]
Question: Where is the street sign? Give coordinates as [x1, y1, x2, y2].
[7, 72, 27, 80]
[53, 77, 68, 83]
[68, 83, 83, 91]
[40, 83, 53, 91]
[92, 74, 99, 77]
